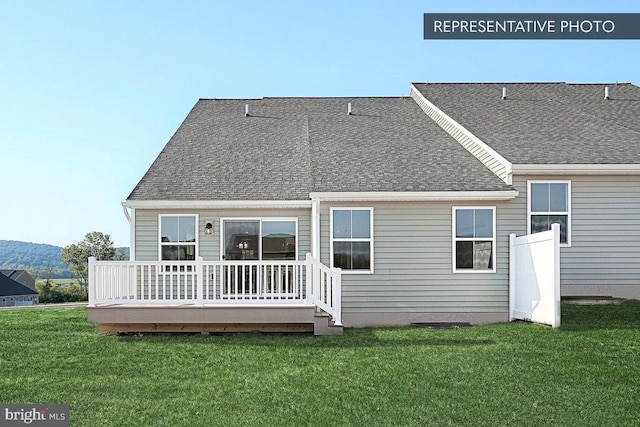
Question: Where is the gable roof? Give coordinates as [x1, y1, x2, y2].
[128, 96, 513, 201]
[0, 273, 39, 297]
[0, 270, 36, 291]
[412, 82, 640, 165]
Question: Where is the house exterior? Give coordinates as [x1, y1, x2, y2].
[0, 272, 39, 306]
[87, 82, 640, 334]
[412, 83, 640, 300]
[0, 270, 37, 292]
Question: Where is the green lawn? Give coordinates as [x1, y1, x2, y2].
[36, 278, 79, 286]
[1, 302, 639, 426]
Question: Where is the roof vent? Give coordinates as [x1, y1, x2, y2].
[347, 102, 352, 115]
[604, 86, 610, 100]
[244, 104, 250, 116]
[502, 87, 507, 100]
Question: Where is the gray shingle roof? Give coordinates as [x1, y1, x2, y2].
[0, 270, 36, 291]
[128, 96, 513, 200]
[413, 82, 640, 164]
[0, 273, 38, 297]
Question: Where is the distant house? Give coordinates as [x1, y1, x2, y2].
[0, 270, 37, 291]
[0, 272, 39, 306]
[87, 82, 640, 334]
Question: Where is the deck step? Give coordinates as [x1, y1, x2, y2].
[313, 315, 343, 336]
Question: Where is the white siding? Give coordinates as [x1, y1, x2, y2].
[511, 175, 640, 298]
[135, 208, 311, 261]
[320, 201, 512, 325]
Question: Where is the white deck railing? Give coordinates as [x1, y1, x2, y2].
[88, 254, 342, 326]
[305, 253, 342, 326]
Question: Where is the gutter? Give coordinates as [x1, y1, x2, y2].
[309, 190, 519, 202]
[122, 200, 313, 209]
[512, 164, 640, 175]
[123, 191, 521, 210]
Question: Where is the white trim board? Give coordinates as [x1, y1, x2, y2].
[512, 164, 640, 175]
[124, 192, 519, 208]
[123, 200, 312, 209]
[410, 84, 513, 184]
[310, 191, 519, 202]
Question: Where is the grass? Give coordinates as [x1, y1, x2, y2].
[1, 302, 639, 426]
[36, 278, 79, 286]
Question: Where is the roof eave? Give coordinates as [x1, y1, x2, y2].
[512, 164, 640, 175]
[309, 190, 519, 202]
[122, 200, 313, 209]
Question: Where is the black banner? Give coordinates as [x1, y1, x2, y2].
[424, 13, 640, 39]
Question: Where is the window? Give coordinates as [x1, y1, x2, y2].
[528, 181, 570, 245]
[453, 207, 496, 273]
[330, 208, 373, 273]
[262, 220, 297, 260]
[221, 219, 298, 296]
[222, 219, 297, 261]
[159, 215, 197, 260]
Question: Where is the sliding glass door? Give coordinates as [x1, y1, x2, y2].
[222, 219, 298, 298]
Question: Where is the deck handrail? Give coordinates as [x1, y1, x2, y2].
[305, 254, 342, 326]
[88, 254, 342, 325]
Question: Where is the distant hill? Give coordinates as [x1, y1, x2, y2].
[0, 240, 129, 279]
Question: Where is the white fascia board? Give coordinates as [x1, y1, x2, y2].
[122, 200, 313, 209]
[309, 191, 519, 202]
[409, 84, 513, 180]
[512, 164, 640, 175]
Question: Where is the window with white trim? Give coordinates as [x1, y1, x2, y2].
[159, 215, 197, 260]
[453, 207, 496, 272]
[330, 208, 373, 273]
[528, 181, 570, 245]
[222, 219, 297, 261]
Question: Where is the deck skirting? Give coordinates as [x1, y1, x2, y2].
[86, 305, 342, 335]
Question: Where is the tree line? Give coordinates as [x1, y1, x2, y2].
[0, 240, 73, 277]
[33, 232, 127, 303]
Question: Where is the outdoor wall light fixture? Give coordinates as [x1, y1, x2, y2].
[204, 221, 214, 235]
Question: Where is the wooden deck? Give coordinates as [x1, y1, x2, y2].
[87, 255, 343, 335]
[86, 305, 342, 335]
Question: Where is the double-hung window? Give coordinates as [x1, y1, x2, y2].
[453, 207, 496, 273]
[330, 208, 373, 273]
[159, 215, 197, 260]
[528, 181, 571, 245]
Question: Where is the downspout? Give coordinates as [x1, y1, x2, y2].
[122, 205, 131, 222]
[122, 205, 135, 261]
[311, 198, 320, 260]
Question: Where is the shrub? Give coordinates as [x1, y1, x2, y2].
[36, 281, 87, 303]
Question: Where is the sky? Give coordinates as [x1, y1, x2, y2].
[1, 0, 639, 248]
